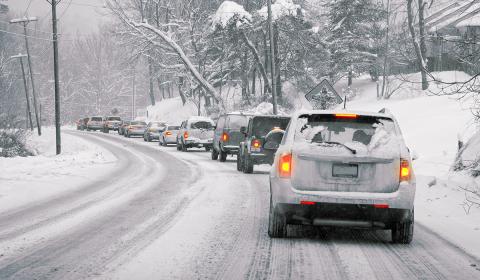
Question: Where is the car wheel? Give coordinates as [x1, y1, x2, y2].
[176, 140, 181, 151]
[181, 141, 187, 152]
[236, 154, 242, 171]
[211, 148, 218, 160]
[127, 133, 131, 138]
[391, 209, 414, 244]
[268, 198, 287, 238]
[219, 150, 227, 162]
[243, 154, 253, 174]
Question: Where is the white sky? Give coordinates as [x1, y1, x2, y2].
[5, 0, 108, 35]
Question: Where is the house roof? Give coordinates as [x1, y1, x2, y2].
[426, 0, 480, 32]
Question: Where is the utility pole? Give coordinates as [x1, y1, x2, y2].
[132, 66, 136, 120]
[10, 17, 42, 135]
[267, 0, 278, 115]
[47, 0, 61, 155]
[11, 54, 33, 131]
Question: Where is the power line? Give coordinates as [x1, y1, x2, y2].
[0, 28, 54, 42]
[24, 0, 35, 16]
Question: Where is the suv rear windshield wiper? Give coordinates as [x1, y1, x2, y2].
[318, 141, 357, 155]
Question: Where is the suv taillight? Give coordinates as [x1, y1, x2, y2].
[250, 139, 262, 152]
[184, 131, 189, 139]
[400, 159, 411, 182]
[279, 153, 292, 178]
[222, 132, 229, 142]
[165, 131, 172, 136]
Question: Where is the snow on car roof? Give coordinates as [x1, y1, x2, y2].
[294, 109, 394, 119]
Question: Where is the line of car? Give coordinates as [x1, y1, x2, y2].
[76, 109, 416, 243]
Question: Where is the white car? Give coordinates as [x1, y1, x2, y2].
[177, 117, 215, 152]
[160, 125, 180, 146]
[268, 110, 416, 243]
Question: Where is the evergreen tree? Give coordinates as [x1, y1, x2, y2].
[326, 0, 386, 85]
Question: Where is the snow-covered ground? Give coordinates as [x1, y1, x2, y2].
[0, 127, 117, 213]
[338, 71, 480, 258]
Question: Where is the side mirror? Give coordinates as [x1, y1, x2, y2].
[240, 126, 247, 135]
[264, 129, 285, 150]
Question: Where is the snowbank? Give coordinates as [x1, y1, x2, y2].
[212, 1, 252, 28]
[343, 71, 480, 258]
[146, 97, 198, 125]
[0, 127, 117, 212]
[454, 130, 480, 174]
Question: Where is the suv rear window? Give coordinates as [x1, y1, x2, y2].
[251, 117, 290, 138]
[91, 117, 102, 121]
[107, 117, 121, 121]
[131, 121, 147, 125]
[168, 126, 180, 130]
[191, 121, 214, 130]
[295, 114, 396, 146]
[227, 115, 248, 129]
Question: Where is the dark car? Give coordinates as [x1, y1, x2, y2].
[211, 113, 251, 162]
[238, 115, 291, 173]
[76, 118, 86, 130]
[118, 120, 131, 135]
[144, 121, 167, 142]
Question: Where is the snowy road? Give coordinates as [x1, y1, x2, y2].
[0, 131, 479, 279]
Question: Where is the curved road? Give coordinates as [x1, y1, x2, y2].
[0, 131, 479, 279]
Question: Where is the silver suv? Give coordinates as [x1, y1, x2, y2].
[268, 110, 416, 243]
[177, 117, 215, 152]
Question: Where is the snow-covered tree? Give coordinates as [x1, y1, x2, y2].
[326, 0, 387, 86]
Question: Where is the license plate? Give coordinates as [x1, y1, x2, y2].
[332, 164, 358, 178]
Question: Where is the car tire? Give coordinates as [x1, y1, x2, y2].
[147, 135, 152, 142]
[176, 142, 181, 151]
[219, 150, 227, 162]
[243, 154, 253, 174]
[127, 133, 131, 138]
[268, 199, 287, 238]
[236, 154, 243, 171]
[211, 149, 219, 160]
[181, 141, 187, 152]
[391, 209, 414, 244]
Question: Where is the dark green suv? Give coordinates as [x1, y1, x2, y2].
[238, 115, 290, 173]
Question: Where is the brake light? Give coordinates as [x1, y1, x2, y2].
[252, 139, 261, 148]
[279, 153, 292, 178]
[400, 159, 411, 182]
[184, 131, 189, 139]
[374, 204, 389, 209]
[335, 113, 358, 119]
[222, 132, 229, 142]
[300, 201, 316, 205]
[165, 131, 172, 136]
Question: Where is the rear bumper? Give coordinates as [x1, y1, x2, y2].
[248, 152, 275, 165]
[270, 178, 415, 210]
[274, 202, 412, 229]
[185, 138, 213, 147]
[87, 125, 103, 130]
[221, 145, 239, 154]
[164, 136, 177, 143]
[127, 129, 144, 135]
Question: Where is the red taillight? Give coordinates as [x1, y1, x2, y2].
[184, 131, 189, 139]
[252, 139, 261, 149]
[165, 131, 172, 136]
[400, 159, 411, 182]
[279, 153, 292, 178]
[335, 113, 358, 119]
[300, 201, 316, 205]
[374, 204, 389, 209]
[222, 132, 229, 142]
